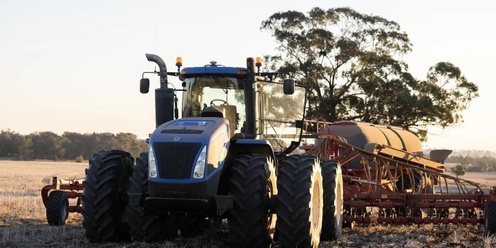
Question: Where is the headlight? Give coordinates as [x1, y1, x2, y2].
[193, 146, 207, 179]
[148, 145, 158, 178]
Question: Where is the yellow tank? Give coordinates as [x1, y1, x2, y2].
[325, 121, 423, 155]
[319, 121, 425, 169]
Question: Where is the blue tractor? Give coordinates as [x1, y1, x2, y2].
[81, 54, 343, 247]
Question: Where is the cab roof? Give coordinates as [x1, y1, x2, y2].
[180, 65, 248, 78]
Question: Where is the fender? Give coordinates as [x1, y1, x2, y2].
[229, 139, 275, 159]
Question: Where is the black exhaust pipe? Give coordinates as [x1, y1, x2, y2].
[145, 53, 174, 127]
[146, 53, 168, 89]
[244, 57, 256, 138]
[155, 88, 174, 127]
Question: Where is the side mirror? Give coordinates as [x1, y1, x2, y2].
[283, 79, 295, 95]
[140, 78, 150, 94]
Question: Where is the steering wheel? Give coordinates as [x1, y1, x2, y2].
[210, 99, 228, 106]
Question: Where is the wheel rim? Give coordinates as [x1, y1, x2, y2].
[311, 168, 323, 248]
[336, 173, 343, 229]
[265, 166, 277, 237]
[311, 179, 322, 231]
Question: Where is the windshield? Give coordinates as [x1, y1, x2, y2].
[182, 76, 246, 134]
[181, 76, 306, 153]
[256, 81, 306, 153]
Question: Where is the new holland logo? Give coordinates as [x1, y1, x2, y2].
[173, 136, 180, 141]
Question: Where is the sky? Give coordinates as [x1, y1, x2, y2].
[1, 0, 495, 152]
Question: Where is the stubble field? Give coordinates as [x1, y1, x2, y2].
[0, 160, 495, 247]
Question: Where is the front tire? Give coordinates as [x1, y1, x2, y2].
[82, 150, 133, 242]
[276, 155, 323, 248]
[228, 154, 277, 248]
[127, 152, 178, 242]
[46, 190, 69, 226]
[321, 160, 343, 241]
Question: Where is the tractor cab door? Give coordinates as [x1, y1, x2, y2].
[255, 79, 307, 154]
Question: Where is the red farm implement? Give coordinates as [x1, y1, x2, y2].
[301, 119, 496, 233]
[41, 177, 83, 226]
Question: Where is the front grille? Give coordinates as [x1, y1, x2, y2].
[153, 142, 202, 179]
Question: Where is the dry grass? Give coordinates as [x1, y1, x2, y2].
[459, 172, 496, 188]
[332, 225, 489, 248]
[0, 161, 86, 227]
[0, 160, 495, 247]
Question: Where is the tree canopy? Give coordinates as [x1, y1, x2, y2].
[261, 7, 478, 140]
[450, 164, 466, 178]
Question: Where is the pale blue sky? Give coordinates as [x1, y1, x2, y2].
[1, 1, 494, 151]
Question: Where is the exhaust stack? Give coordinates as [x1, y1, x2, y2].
[146, 53, 168, 89]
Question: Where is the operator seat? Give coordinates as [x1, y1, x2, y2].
[201, 105, 237, 137]
[200, 106, 224, 118]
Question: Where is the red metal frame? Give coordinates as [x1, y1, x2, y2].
[302, 119, 496, 226]
[41, 177, 84, 213]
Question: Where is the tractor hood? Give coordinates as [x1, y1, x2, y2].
[150, 117, 229, 144]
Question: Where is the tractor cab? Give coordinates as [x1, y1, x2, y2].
[179, 60, 307, 154]
[180, 64, 245, 137]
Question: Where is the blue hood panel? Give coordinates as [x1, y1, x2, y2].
[151, 117, 229, 144]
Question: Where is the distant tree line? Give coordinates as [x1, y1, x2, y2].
[445, 155, 496, 172]
[0, 129, 148, 161]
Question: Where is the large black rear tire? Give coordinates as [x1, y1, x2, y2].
[276, 155, 323, 248]
[321, 160, 343, 241]
[127, 152, 178, 242]
[228, 154, 276, 248]
[485, 201, 496, 235]
[82, 150, 133, 242]
[46, 190, 69, 226]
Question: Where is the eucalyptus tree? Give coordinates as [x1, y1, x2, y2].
[261, 7, 478, 139]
